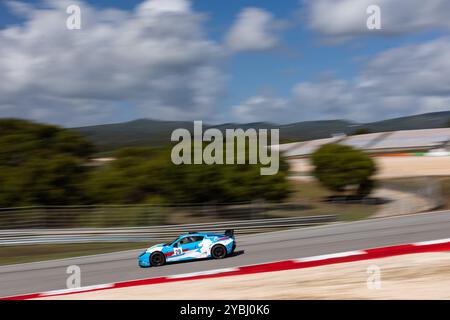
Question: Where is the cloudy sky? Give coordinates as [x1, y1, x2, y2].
[0, 0, 449, 126]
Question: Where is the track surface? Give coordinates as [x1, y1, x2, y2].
[1, 210, 450, 297]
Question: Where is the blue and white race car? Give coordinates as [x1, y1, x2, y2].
[138, 230, 236, 267]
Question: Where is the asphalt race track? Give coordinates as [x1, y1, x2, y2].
[1, 210, 450, 297]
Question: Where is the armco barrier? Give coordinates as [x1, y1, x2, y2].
[0, 215, 336, 245]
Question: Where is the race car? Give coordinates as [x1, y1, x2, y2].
[138, 229, 236, 267]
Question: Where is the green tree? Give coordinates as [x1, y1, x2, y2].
[19, 155, 88, 205]
[351, 127, 371, 135]
[87, 145, 290, 204]
[0, 119, 94, 207]
[311, 143, 377, 197]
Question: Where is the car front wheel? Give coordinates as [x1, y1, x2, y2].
[150, 252, 166, 266]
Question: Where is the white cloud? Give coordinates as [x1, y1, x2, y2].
[359, 38, 450, 97]
[291, 79, 356, 120]
[306, 0, 450, 38]
[233, 37, 450, 123]
[225, 7, 280, 53]
[137, 0, 191, 14]
[0, 0, 224, 126]
[232, 95, 289, 122]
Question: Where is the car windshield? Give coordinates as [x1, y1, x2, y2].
[167, 237, 181, 246]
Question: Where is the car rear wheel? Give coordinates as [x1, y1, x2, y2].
[150, 252, 166, 266]
[211, 244, 227, 259]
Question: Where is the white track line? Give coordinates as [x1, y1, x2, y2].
[413, 238, 450, 246]
[294, 250, 366, 262]
[39, 283, 114, 297]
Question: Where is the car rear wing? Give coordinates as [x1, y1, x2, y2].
[224, 229, 235, 238]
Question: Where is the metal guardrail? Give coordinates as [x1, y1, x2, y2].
[0, 215, 336, 245]
[0, 202, 313, 229]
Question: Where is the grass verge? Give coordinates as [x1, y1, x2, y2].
[0, 242, 149, 266]
[266, 180, 377, 221]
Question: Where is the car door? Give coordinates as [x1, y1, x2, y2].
[170, 236, 205, 261]
[177, 236, 205, 259]
[168, 236, 190, 261]
[170, 236, 191, 260]
[187, 236, 204, 252]
[178, 236, 197, 254]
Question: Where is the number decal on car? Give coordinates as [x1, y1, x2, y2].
[174, 247, 183, 255]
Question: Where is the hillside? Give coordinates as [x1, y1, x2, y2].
[365, 111, 450, 132]
[71, 111, 450, 151]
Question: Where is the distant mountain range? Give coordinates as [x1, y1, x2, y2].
[72, 111, 450, 151]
